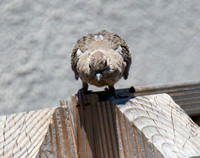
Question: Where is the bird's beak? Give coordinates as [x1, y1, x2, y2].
[96, 73, 102, 83]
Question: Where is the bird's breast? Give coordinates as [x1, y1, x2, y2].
[77, 50, 126, 87]
[79, 65, 125, 87]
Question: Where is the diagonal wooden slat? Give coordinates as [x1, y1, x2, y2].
[0, 107, 56, 157]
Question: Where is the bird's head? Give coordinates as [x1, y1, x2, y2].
[89, 50, 109, 83]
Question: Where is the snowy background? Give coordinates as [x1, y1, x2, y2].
[1, 0, 200, 115]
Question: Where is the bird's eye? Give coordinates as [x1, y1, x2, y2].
[105, 61, 107, 67]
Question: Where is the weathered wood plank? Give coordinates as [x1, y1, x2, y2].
[117, 94, 200, 157]
[71, 93, 200, 158]
[0, 107, 56, 157]
[95, 81, 200, 117]
[37, 107, 77, 158]
[134, 81, 200, 117]
[1, 89, 200, 157]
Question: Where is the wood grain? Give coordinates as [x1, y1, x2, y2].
[134, 81, 200, 117]
[37, 107, 77, 158]
[0, 107, 56, 157]
[117, 94, 200, 157]
[1, 92, 200, 157]
[72, 93, 200, 158]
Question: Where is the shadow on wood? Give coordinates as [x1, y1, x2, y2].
[74, 94, 121, 158]
[1, 81, 200, 158]
[69, 92, 200, 158]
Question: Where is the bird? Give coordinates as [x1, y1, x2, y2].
[71, 30, 132, 105]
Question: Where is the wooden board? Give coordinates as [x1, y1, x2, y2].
[117, 94, 200, 157]
[0, 107, 57, 157]
[96, 81, 200, 117]
[134, 81, 200, 117]
[1, 93, 200, 157]
[37, 107, 77, 158]
[70, 93, 200, 158]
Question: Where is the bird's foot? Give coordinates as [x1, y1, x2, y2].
[104, 86, 135, 100]
[76, 88, 92, 108]
[104, 86, 120, 99]
[104, 89, 123, 100]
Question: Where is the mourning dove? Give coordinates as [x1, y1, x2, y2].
[71, 30, 132, 104]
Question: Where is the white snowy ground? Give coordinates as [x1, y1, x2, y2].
[0, 0, 200, 115]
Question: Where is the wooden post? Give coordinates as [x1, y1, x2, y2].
[1, 85, 200, 157]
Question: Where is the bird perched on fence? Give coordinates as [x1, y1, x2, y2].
[71, 30, 132, 104]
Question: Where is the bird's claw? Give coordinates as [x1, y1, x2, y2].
[104, 86, 135, 100]
[104, 86, 118, 99]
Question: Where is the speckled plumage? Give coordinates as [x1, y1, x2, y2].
[71, 30, 131, 89]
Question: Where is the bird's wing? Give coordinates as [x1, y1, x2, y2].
[71, 33, 95, 80]
[98, 30, 132, 80]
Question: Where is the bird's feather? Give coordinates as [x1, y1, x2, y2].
[71, 30, 131, 82]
